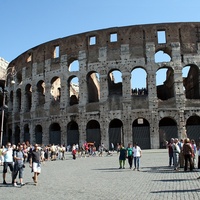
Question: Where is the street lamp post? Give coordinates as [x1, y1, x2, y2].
[0, 67, 16, 147]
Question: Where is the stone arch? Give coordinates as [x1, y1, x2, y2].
[68, 59, 79, 72]
[108, 69, 122, 96]
[16, 89, 21, 112]
[155, 50, 171, 63]
[24, 124, 30, 143]
[68, 76, 79, 106]
[87, 71, 100, 103]
[25, 84, 32, 112]
[36, 80, 45, 106]
[156, 67, 174, 100]
[49, 123, 61, 145]
[14, 125, 20, 145]
[186, 115, 200, 144]
[131, 67, 148, 96]
[16, 71, 22, 85]
[132, 118, 150, 149]
[50, 76, 61, 102]
[109, 119, 123, 149]
[8, 128, 12, 144]
[159, 117, 178, 148]
[67, 121, 79, 146]
[9, 91, 14, 110]
[86, 120, 101, 148]
[183, 64, 200, 99]
[35, 125, 43, 145]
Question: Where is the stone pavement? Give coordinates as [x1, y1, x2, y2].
[0, 149, 200, 200]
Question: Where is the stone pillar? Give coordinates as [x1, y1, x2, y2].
[79, 51, 87, 106]
[21, 68, 26, 113]
[150, 111, 159, 148]
[99, 74, 108, 102]
[122, 72, 131, 99]
[60, 54, 68, 109]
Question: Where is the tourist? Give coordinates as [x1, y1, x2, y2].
[167, 138, 174, 167]
[2, 142, 14, 184]
[172, 138, 180, 171]
[191, 139, 197, 168]
[119, 144, 127, 169]
[0, 145, 4, 166]
[183, 138, 193, 171]
[132, 143, 142, 171]
[13, 144, 26, 186]
[29, 144, 42, 185]
[126, 143, 133, 169]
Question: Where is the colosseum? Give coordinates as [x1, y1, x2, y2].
[3, 22, 200, 149]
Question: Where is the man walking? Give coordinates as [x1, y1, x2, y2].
[29, 144, 42, 185]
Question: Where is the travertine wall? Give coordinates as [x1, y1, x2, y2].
[0, 57, 8, 79]
[6, 22, 200, 148]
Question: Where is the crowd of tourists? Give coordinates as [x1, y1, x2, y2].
[1, 138, 200, 187]
[166, 137, 200, 176]
[117, 143, 142, 171]
[0, 142, 42, 187]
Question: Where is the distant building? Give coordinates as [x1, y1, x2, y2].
[0, 57, 8, 80]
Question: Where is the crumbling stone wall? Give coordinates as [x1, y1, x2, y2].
[5, 22, 200, 149]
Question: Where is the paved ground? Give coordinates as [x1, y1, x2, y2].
[0, 149, 200, 200]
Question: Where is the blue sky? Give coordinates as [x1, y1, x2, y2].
[1, 0, 200, 87]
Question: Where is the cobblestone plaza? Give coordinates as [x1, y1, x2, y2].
[1, 149, 200, 200]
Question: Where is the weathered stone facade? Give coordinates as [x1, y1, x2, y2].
[5, 22, 200, 149]
[0, 57, 8, 79]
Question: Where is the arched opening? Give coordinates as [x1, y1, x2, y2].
[186, 115, 200, 144]
[159, 117, 178, 148]
[86, 120, 101, 148]
[8, 128, 12, 144]
[68, 76, 79, 106]
[67, 121, 79, 147]
[50, 77, 61, 102]
[25, 84, 32, 112]
[35, 125, 43, 145]
[108, 70, 122, 96]
[68, 59, 79, 72]
[183, 65, 200, 99]
[155, 50, 171, 63]
[131, 67, 148, 96]
[156, 67, 174, 100]
[14, 125, 20, 145]
[109, 119, 123, 149]
[24, 124, 30, 143]
[36, 80, 45, 106]
[87, 71, 100, 103]
[132, 118, 150, 149]
[16, 89, 21, 112]
[16, 71, 22, 85]
[49, 123, 61, 145]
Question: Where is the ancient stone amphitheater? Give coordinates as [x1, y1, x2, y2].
[5, 22, 200, 149]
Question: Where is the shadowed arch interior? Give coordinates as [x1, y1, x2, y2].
[49, 123, 61, 145]
[86, 120, 101, 148]
[67, 121, 79, 146]
[132, 118, 150, 149]
[159, 117, 178, 148]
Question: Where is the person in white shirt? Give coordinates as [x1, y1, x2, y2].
[2, 142, 14, 184]
[172, 138, 181, 171]
[132, 143, 142, 171]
